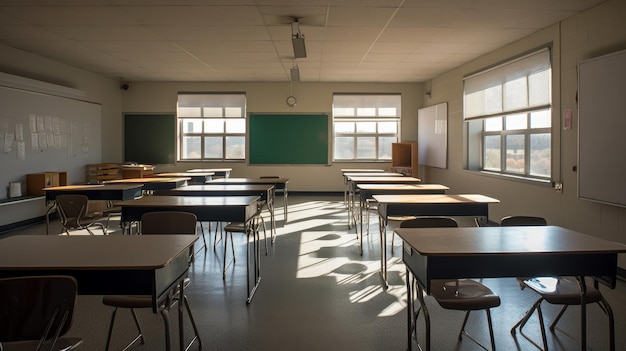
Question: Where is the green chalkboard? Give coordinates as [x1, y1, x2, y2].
[249, 113, 329, 165]
[124, 114, 176, 164]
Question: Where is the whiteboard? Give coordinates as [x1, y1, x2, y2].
[578, 49, 626, 207]
[418, 102, 447, 169]
[0, 85, 102, 200]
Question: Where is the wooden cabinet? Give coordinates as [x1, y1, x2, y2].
[122, 165, 154, 178]
[86, 163, 121, 184]
[390, 142, 418, 177]
[26, 171, 67, 196]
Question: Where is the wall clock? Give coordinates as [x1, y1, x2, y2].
[286, 95, 297, 107]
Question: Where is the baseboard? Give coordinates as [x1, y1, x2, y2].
[0, 216, 46, 235]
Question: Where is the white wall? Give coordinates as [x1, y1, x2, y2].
[121, 81, 423, 192]
[422, 0, 626, 266]
[0, 44, 121, 227]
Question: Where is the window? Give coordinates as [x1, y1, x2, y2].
[177, 93, 246, 161]
[332, 94, 401, 161]
[464, 48, 552, 180]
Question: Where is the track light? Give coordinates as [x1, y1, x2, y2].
[291, 19, 307, 58]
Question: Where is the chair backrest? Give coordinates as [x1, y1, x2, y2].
[0, 275, 77, 343]
[56, 194, 89, 228]
[140, 211, 197, 235]
[500, 215, 547, 226]
[400, 216, 458, 228]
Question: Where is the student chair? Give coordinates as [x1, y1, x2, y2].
[501, 216, 614, 350]
[55, 194, 106, 235]
[101, 211, 201, 351]
[222, 207, 267, 279]
[402, 217, 501, 351]
[0, 275, 83, 351]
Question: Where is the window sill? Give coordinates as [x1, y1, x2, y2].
[468, 170, 553, 187]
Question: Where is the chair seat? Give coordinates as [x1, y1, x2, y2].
[0, 338, 83, 351]
[103, 278, 191, 308]
[431, 279, 501, 310]
[524, 277, 604, 305]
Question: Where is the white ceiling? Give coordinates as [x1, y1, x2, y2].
[0, 0, 605, 83]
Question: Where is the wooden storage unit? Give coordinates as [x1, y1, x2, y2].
[26, 171, 67, 196]
[86, 163, 121, 184]
[122, 164, 154, 178]
[390, 142, 418, 177]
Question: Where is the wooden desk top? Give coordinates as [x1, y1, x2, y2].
[106, 177, 190, 184]
[357, 184, 449, 191]
[186, 168, 232, 173]
[44, 184, 143, 192]
[345, 172, 403, 178]
[208, 177, 289, 184]
[118, 195, 260, 207]
[153, 172, 214, 177]
[373, 194, 499, 204]
[348, 176, 421, 183]
[0, 235, 197, 270]
[341, 169, 384, 173]
[166, 184, 273, 192]
[396, 226, 626, 256]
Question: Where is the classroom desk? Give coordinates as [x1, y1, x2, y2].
[355, 184, 449, 254]
[340, 169, 385, 207]
[373, 194, 499, 286]
[186, 168, 232, 178]
[342, 171, 403, 209]
[396, 226, 626, 351]
[0, 234, 198, 351]
[346, 175, 421, 229]
[155, 184, 276, 241]
[42, 184, 144, 234]
[105, 177, 189, 191]
[153, 172, 214, 184]
[207, 178, 290, 224]
[118, 195, 262, 303]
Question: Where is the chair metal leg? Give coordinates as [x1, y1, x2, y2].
[105, 308, 145, 351]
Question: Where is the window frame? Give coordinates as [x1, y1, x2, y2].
[332, 94, 401, 162]
[464, 47, 553, 183]
[177, 93, 246, 162]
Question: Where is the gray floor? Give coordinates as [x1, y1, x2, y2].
[5, 194, 626, 351]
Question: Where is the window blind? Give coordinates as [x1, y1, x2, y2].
[463, 48, 551, 120]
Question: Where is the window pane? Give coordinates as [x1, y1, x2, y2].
[333, 107, 354, 117]
[225, 136, 245, 159]
[204, 119, 224, 134]
[483, 135, 501, 171]
[225, 107, 242, 117]
[378, 136, 396, 159]
[203, 107, 222, 117]
[356, 107, 376, 116]
[178, 107, 201, 117]
[204, 136, 223, 158]
[356, 122, 376, 133]
[379, 107, 397, 116]
[182, 119, 203, 133]
[378, 121, 398, 134]
[506, 113, 527, 130]
[334, 137, 354, 159]
[530, 109, 551, 128]
[225, 119, 245, 133]
[181, 136, 201, 159]
[530, 133, 551, 177]
[335, 122, 355, 134]
[505, 134, 525, 173]
[356, 137, 376, 159]
[484, 117, 502, 131]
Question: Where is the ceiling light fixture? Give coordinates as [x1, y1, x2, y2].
[290, 65, 300, 82]
[291, 19, 307, 58]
